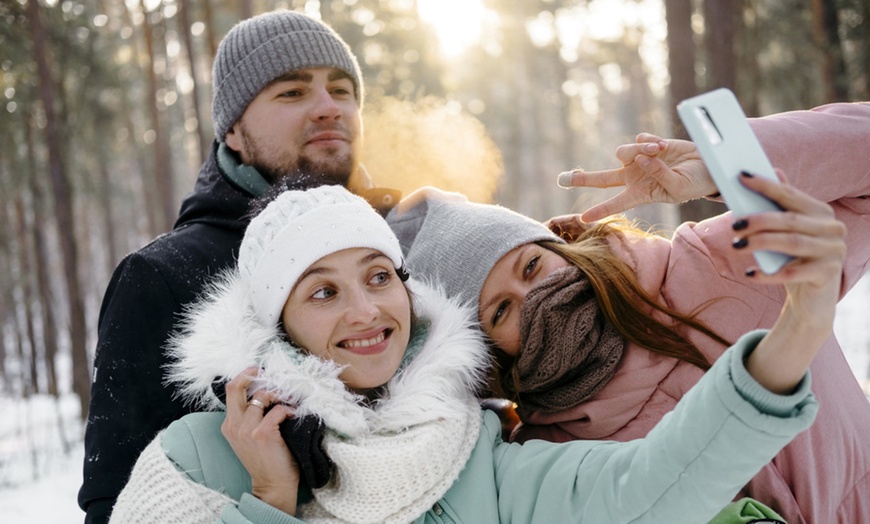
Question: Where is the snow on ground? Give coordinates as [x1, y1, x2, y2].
[834, 271, 870, 395]
[1, 273, 869, 522]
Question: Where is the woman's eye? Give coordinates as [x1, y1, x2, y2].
[369, 270, 391, 286]
[524, 255, 540, 278]
[311, 287, 336, 300]
[491, 301, 508, 327]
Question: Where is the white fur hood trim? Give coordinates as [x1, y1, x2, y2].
[166, 270, 490, 438]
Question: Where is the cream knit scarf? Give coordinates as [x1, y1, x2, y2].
[296, 322, 483, 524]
[301, 397, 481, 523]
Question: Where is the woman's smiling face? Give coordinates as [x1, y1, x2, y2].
[282, 248, 411, 393]
[478, 243, 570, 356]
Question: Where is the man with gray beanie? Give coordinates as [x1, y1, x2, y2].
[79, 11, 396, 523]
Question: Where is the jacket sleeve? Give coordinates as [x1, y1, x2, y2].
[218, 494, 304, 524]
[80, 253, 192, 523]
[161, 413, 307, 524]
[491, 331, 818, 524]
[750, 102, 870, 292]
[109, 435, 236, 524]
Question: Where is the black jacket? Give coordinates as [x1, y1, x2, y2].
[78, 143, 257, 523]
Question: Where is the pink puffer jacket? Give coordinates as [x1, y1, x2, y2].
[513, 102, 870, 524]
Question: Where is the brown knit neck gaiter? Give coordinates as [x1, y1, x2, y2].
[502, 266, 625, 415]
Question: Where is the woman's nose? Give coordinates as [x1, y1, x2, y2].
[343, 289, 379, 324]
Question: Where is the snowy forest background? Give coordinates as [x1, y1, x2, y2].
[1, 0, 868, 520]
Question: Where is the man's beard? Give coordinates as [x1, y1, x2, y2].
[239, 124, 354, 188]
[253, 154, 352, 189]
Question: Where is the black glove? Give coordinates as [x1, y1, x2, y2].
[211, 379, 334, 489]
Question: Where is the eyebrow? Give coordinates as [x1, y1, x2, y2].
[268, 69, 353, 86]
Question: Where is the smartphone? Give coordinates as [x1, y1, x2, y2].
[677, 88, 792, 274]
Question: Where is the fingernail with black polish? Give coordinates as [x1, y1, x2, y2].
[740, 171, 754, 178]
[732, 238, 748, 249]
[732, 219, 749, 231]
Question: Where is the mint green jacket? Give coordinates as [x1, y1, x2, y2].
[154, 331, 815, 524]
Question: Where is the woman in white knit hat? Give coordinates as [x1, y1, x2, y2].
[111, 183, 823, 524]
[386, 103, 870, 524]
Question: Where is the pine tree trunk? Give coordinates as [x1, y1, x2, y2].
[664, 0, 696, 139]
[703, 0, 737, 92]
[738, 0, 762, 116]
[26, 0, 90, 420]
[811, 0, 849, 102]
[863, 0, 870, 99]
[24, 114, 61, 398]
[202, 0, 219, 62]
[14, 191, 41, 395]
[140, 0, 176, 233]
[178, 0, 210, 163]
[665, 0, 723, 222]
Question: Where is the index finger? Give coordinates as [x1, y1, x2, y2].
[558, 167, 626, 189]
[739, 171, 831, 217]
[580, 190, 634, 222]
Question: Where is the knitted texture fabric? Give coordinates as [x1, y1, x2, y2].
[109, 438, 234, 524]
[387, 187, 562, 311]
[238, 185, 404, 326]
[212, 10, 363, 140]
[301, 400, 481, 524]
[507, 266, 625, 415]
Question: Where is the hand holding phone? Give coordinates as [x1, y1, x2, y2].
[677, 88, 792, 274]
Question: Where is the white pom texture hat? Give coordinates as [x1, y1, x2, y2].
[239, 185, 405, 326]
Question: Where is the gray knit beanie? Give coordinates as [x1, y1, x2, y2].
[239, 185, 404, 327]
[386, 188, 562, 312]
[212, 10, 364, 141]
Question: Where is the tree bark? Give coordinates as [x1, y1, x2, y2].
[240, 0, 254, 21]
[14, 193, 41, 395]
[664, 0, 696, 139]
[811, 0, 849, 102]
[178, 0, 210, 163]
[0, 153, 11, 393]
[703, 0, 737, 92]
[665, 0, 724, 221]
[201, 0, 219, 62]
[24, 112, 61, 397]
[738, 0, 762, 116]
[140, 0, 176, 233]
[863, 0, 870, 99]
[26, 0, 90, 419]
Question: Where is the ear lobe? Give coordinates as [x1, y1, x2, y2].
[224, 124, 242, 153]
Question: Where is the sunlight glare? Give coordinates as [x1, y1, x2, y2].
[417, 0, 487, 58]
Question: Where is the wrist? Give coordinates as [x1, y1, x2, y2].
[252, 485, 298, 516]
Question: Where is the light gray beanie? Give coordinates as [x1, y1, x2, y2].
[212, 10, 364, 140]
[386, 188, 562, 312]
[239, 185, 404, 327]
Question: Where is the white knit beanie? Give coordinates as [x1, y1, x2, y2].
[212, 10, 364, 140]
[386, 188, 562, 312]
[239, 185, 404, 326]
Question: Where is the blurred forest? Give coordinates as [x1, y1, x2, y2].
[0, 0, 868, 423]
